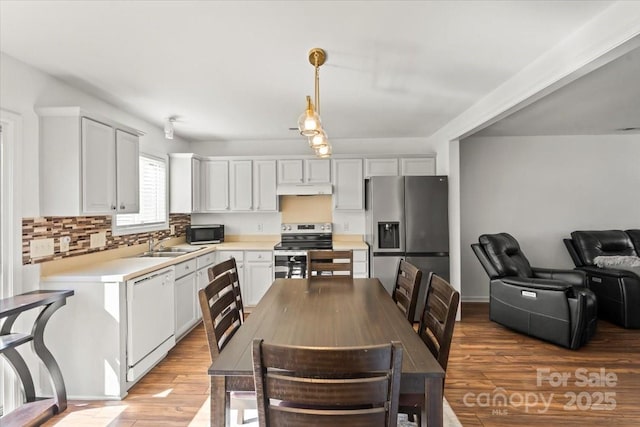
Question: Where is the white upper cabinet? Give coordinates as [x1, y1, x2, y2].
[333, 158, 364, 211]
[230, 160, 253, 211]
[400, 157, 436, 176]
[82, 118, 117, 213]
[253, 160, 277, 211]
[278, 159, 304, 184]
[365, 157, 436, 177]
[169, 154, 201, 213]
[170, 157, 277, 213]
[202, 160, 229, 211]
[191, 158, 202, 212]
[277, 159, 331, 184]
[305, 159, 331, 183]
[115, 130, 140, 213]
[37, 107, 140, 216]
[365, 158, 398, 177]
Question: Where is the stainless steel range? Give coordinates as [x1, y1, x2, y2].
[274, 223, 333, 279]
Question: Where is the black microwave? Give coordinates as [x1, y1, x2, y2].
[186, 225, 224, 244]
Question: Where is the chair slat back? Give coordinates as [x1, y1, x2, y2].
[307, 250, 354, 278]
[252, 339, 403, 427]
[392, 260, 423, 323]
[418, 273, 460, 372]
[198, 272, 241, 360]
[208, 257, 244, 322]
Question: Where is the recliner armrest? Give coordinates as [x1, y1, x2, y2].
[579, 265, 640, 279]
[531, 267, 587, 287]
[502, 276, 572, 292]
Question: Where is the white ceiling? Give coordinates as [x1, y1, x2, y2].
[0, 0, 617, 142]
[474, 45, 640, 137]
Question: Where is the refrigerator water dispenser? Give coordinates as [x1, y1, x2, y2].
[378, 222, 400, 249]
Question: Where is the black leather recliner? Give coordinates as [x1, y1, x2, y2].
[564, 230, 640, 328]
[472, 233, 597, 349]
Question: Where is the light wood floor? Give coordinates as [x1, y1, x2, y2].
[42, 302, 640, 426]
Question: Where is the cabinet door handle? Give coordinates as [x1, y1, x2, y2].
[111, 205, 117, 210]
[120, 204, 125, 210]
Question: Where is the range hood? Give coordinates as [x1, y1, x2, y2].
[276, 183, 333, 196]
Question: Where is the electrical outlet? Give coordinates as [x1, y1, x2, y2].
[257, 223, 263, 232]
[90, 231, 107, 249]
[170, 225, 176, 235]
[344, 222, 350, 232]
[30, 238, 54, 258]
[59, 236, 71, 252]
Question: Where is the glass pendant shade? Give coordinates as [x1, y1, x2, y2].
[315, 143, 332, 158]
[309, 129, 329, 148]
[298, 96, 321, 137]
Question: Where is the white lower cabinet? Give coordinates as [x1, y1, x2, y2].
[40, 266, 176, 399]
[353, 249, 369, 278]
[218, 250, 273, 309]
[174, 258, 198, 341]
[195, 251, 217, 320]
[244, 251, 273, 306]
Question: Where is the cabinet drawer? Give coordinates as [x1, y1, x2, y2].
[218, 251, 244, 262]
[175, 259, 197, 279]
[245, 251, 272, 263]
[354, 262, 368, 277]
[353, 250, 368, 262]
[196, 251, 216, 269]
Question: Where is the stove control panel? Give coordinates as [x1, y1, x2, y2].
[281, 223, 332, 233]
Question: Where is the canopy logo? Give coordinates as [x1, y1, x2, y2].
[462, 367, 617, 415]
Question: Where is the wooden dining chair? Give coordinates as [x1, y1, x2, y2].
[252, 338, 403, 427]
[392, 260, 423, 324]
[198, 272, 255, 424]
[208, 257, 245, 322]
[399, 273, 460, 423]
[307, 250, 354, 278]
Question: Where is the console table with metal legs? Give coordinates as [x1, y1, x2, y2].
[0, 290, 74, 426]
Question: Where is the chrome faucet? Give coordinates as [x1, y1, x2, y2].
[148, 236, 172, 252]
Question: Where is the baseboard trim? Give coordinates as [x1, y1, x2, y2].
[462, 296, 489, 303]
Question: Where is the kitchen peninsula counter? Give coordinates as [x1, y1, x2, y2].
[41, 237, 367, 283]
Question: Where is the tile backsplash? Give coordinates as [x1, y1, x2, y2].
[22, 214, 190, 264]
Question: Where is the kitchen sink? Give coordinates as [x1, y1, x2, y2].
[137, 251, 185, 258]
[135, 246, 205, 258]
[155, 247, 204, 253]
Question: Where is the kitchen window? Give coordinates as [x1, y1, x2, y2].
[113, 154, 168, 235]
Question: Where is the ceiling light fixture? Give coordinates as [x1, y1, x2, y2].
[297, 48, 332, 157]
[164, 117, 176, 140]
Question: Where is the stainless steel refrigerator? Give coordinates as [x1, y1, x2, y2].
[365, 176, 449, 321]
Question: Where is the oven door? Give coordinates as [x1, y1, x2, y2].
[274, 252, 307, 279]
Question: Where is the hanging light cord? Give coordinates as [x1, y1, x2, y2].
[314, 51, 320, 114]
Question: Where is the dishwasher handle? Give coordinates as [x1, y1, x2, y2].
[132, 268, 174, 285]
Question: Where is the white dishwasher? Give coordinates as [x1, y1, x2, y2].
[126, 267, 175, 383]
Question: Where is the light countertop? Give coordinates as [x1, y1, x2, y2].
[41, 239, 368, 283]
[42, 245, 217, 283]
[333, 241, 369, 250]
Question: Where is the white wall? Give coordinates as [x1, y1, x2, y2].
[0, 53, 191, 292]
[190, 137, 437, 157]
[460, 134, 640, 301]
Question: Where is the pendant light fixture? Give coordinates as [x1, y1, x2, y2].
[297, 48, 332, 157]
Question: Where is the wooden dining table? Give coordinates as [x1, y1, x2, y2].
[208, 277, 444, 427]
